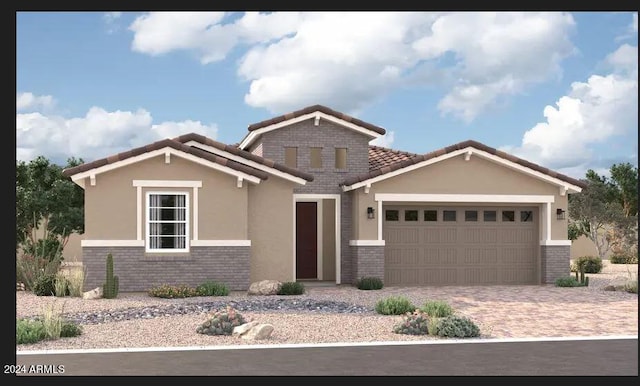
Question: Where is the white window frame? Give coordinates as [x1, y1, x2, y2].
[145, 191, 190, 253]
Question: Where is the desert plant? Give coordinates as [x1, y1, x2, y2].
[33, 274, 57, 296]
[624, 280, 638, 294]
[41, 302, 64, 340]
[196, 281, 230, 296]
[434, 315, 481, 338]
[16, 319, 46, 344]
[555, 276, 584, 287]
[610, 252, 639, 264]
[574, 256, 603, 274]
[196, 306, 247, 335]
[420, 300, 454, 318]
[428, 317, 440, 336]
[60, 321, 83, 338]
[148, 284, 199, 298]
[103, 253, 119, 299]
[54, 271, 70, 297]
[393, 310, 430, 335]
[356, 277, 384, 290]
[277, 282, 305, 295]
[66, 266, 86, 297]
[375, 296, 416, 315]
[16, 244, 63, 292]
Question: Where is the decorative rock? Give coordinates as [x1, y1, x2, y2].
[16, 282, 25, 291]
[248, 280, 282, 295]
[603, 285, 616, 291]
[82, 287, 103, 300]
[233, 321, 259, 337]
[241, 323, 274, 340]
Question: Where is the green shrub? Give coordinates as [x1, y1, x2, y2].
[33, 274, 57, 296]
[196, 306, 246, 335]
[610, 253, 639, 264]
[16, 319, 46, 344]
[393, 310, 430, 335]
[356, 277, 384, 290]
[555, 276, 584, 287]
[60, 321, 83, 338]
[22, 236, 63, 262]
[434, 315, 480, 338]
[277, 282, 305, 295]
[196, 281, 230, 296]
[148, 284, 199, 298]
[41, 303, 64, 340]
[574, 256, 603, 273]
[66, 267, 85, 297]
[16, 253, 62, 292]
[625, 280, 638, 294]
[375, 296, 416, 315]
[54, 272, 70, 297]
[420, 300, 454, 318]
[428, 317, 440, 336]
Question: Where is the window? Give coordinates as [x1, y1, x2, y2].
[310, 147, 323, 168]
[521, 210, 533, 222]
[483, 210, 497, 222]
[385, 210, 399, 221]
[284, 147, 297, 168]
[424, 210, 437, 222]
[405, 210, 418, 221]
[335, 148, 348, 169]
[147, 193, 189, 252]
[465, 210, 478, 222]
[443, 210, 457, 222]
[502, 210, 515, 222]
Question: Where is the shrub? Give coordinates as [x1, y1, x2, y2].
[625, 280, 638, 294]
[356, 277, 384, 290]
[574, 256, 603, 274]
[33, 274, 57, 296]
[393, 310, 430, 335]
[16, 253, 62, 291]
[148, 284, 199, 298]
[54, 272, 70, 297]
[60, 321, 83, 338]
[16, 319, 46, 344]
[196, 281, 230, 296]
[420, 300, 454, 318]
[196, 306, 246, 335]
[22, 236, 63, 262]
[610, 253, 639, 264]
[277, 282, 305, 295]
[555, 276, 584, 287]
[41, 303, 64, 340]
[434, 315, 480, 338]
[375, 296, 416, 315]
[66, 267, 85, 297]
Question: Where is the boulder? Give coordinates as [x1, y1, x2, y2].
[241, 323, 274, 340]
[233, 321, 259, 337]
[82, 287, 103, 300]
[248, 280, 282, 296]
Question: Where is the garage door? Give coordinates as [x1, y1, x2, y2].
[383, 206, 538, 285]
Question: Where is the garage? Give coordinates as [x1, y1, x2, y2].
[383, 206, 539, 285]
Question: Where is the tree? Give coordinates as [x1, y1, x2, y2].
[609, 163, 638, 218]
[16, 156, 84, 253]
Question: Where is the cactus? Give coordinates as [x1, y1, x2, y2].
[103, 253, 119, 299]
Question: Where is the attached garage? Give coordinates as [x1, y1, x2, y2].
[383, 206, 539, 285]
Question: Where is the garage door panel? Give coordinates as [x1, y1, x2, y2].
[385, 248, 403, 266]
[423, 228, 457, 243]
[423, 269, 458, 285]
[464, 248, 498, 264]
[401, 249, 418, 265]
[461, 228, 498, 244]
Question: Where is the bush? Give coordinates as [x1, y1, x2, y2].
[574, 256, 603, 274]
[22, 236, 63, 262]
[33, 274, 57, 296]
[54, 272, 70, 297]
[16, 319, 46, 344]
[375, 296, 416, 315]
[555, 276, 585, 287]
[196, 281, 230, 296]
[434, 315, 480, 338]
[60, 321, 83, 338]
[393, 310, 430, 335]
[420, 300, 454, 318]
[66, 267, 85, 297]
[610, 253, 639, 264]
[625, 280, 638, 294]
[148, 284, 199, 298]
[196, 306, 246, 335]
[16, 253, 62, 291]
[277, 282, 305, 295]
[41, 303, 64, 340]
[356, 277, 384, 290]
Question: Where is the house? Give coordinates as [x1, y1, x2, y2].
[62, 105, 586, 291]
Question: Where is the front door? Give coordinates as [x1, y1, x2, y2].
[296, 202, 317, 279]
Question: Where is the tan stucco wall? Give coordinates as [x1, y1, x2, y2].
[354, 155, 570, 241]
[571, 235, 613, 259]
[83, 154, 248, 240]
[248, 177, 296, 282]
[322, 198, 336, 281]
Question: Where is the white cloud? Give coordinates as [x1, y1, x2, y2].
[128, 12, 576, 119]
[370, 131, 395, 148]
[503, 43, 638, 177]
[16, 105, 218, 163]
[633, 12, 638, 33]
[16, 92, 55, 111]
[103, 12, 123, 34]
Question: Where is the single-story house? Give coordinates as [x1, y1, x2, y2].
[62, 104, 586, 291]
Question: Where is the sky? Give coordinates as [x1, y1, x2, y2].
[16, 11, 638, 179]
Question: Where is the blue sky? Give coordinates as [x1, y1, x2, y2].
[16, 11, 638, 179]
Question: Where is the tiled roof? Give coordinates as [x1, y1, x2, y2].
[344, 140, 588, 188]
[62, 138, 270, 180]
[173, 133, 314, 181]
[247, 104, 386, 135]
[368, 145, 418, 171]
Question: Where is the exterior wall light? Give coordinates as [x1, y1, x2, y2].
[556, 208, 566, 220]
[367, 207, 375, 220]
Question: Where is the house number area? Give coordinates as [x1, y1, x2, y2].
[4, 364, 65, 375]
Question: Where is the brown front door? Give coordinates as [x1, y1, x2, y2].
[296, 202, 317, 279]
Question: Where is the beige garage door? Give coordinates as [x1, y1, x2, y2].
[384, 206, 538, 285]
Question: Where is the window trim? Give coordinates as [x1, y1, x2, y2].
[145, 191, 190, 253]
